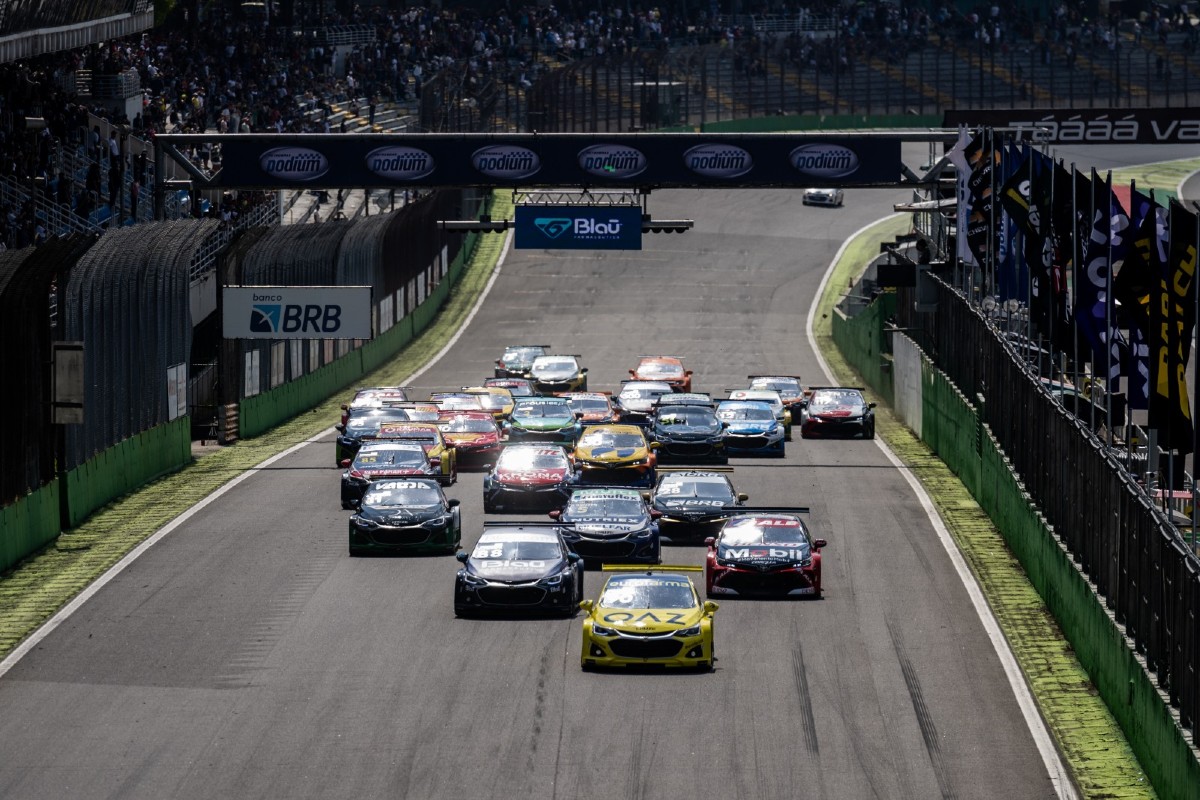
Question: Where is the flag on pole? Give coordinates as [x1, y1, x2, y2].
[946, 128, 977, 269]
[1148, 200, 1195, 454]
[995, 145, 1026, 303]
[1114, 188, 1158, 409]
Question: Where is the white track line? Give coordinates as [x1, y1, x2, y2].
[0, 226, 516, 680]
[806, 217, 1078, 800]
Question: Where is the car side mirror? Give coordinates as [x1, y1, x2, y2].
[335, 424, 346, 433]
[496, 359, 503, 366]
[481, 463, 494, 471]
[703, 601, 719, 615]
[339, 459, 351, 468]
[567, 552, 582, 564]
[650, 509, 663, 519]
[814, 538, 828, 549]
[340, 404, 349, 411]
[721, 421, 730, 428]
[868, 402, 877, 409]
[575, 411, 584, 419]
[448, 498, 460, 508]
[628, 369, 636, 376]
[579, 599, 594, 612]
[737, 493, 748, 502]
[649, 442, 660, 450]
[799, 399, 809, 408]
[455, 551, 469, 563]
[704, 537, 716, 547]
[685, 370, 693, 376]
[548, 509, 562, 520]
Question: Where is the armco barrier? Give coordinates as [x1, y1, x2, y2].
[0, 482, 60, 573]
[834, 296, 1200, 799]
[64, 417, 192, 529]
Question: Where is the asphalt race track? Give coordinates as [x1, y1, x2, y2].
[1, 142, 1194, 799]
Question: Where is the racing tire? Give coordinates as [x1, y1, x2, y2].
[341, 500, 355, 510]
[800, 430, 813, 440]
[580, 377, 588, 392]
[349, 546, 365, 557]
[483, 498, 498, 514]
[865, 423, 876, 440]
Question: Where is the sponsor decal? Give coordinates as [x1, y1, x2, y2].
[600, 611, 689, 624]
[683, 143, 753, 178]
[577, 144, 649, 179]
[472, 144, 541, 179]
[259, 146, 329, 181]
[250, 297, 343, 333]
[789, 143, 860, 178]
[366, 146, 436, 180]
[722, 547, 808, 560]
[534, 218, 572, 239]
[943, 109, 1200, 144]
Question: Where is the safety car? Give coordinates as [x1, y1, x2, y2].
[504, 396, 583, 446]
[437, 411, 503, 467]
[802, 187, 844, 207]
[374, 422, 457, 484]
[495, 344, 550, 378]
[714, 400, 786, 456]
[705, 509, 827, 598]
[651, 469, 746, 541]
[800, 387, 877, 439]
[340, 442, 440, 508]
[529, 354, 589, 394]
[334, 405, 413, 466]
[482, 444, 576, 513]
[629, 355, 693, 393]
[549, 487, 661, 565]
[615, 380, 674, 424]
[559, 392, 621, 424]
[348, 478, 461, 556]
[579, 568, 718, 671]
[484, 377, 536, 398]
[573, 424, 658, 488]
[454, 525, 584, 617]
[650, 400, 728, 463]
[727, 389, 792, 439]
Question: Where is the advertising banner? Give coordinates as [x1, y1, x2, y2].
[942, 108, 1200, 145]
[213, 133, 902, 190]
[223, 286, 372, 340]
[514, 206, 642, 250]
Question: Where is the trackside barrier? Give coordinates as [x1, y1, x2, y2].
[63, 416, 193, 529]
[702, 113, 942, 133]
[832, 300, 1200, 800]
[0, 482, 61, 573]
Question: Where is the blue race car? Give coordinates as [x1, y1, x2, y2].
[714, 400, 785, 456]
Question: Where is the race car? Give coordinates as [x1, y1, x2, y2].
[529, 354, 589, 394]
[484, 377, 536, 398]
[650, 400, 728, 463]
[651, 469, 747, 542]
[482, 444, 576, 513]
[505, 396, 583, 446]
[339, 386, 410, 426]
[340, 442, 441, 508]
[573, 424, 658, 488]
[654, 392, 714, 408]
[802, 187, 844, 207]
[579, 567, 718, 671]
[495, 344, 550, 378]
[348, 478, 461, 556]
[437, 411, 503, 467]
[454, 525, 584, 617]
[388, 401, 442, 422]
[714, 400, 786, 457]
[615, 380, 675, 424]
[727, 389, 792, 440]
[747, 375, 806, 411]
[374, 422, 457, 484]
[705, 508, 827, 598]
[800, 387, 877, 439]
[549, 487, 661, 565]
[461, 386, 516, 420]
[429, 392, 487, 414]
[334, 405, 414, 465]
[629, 355, 693, 393]
[559, 392, 621, 424]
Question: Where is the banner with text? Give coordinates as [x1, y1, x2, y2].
[223, 286, 373, 340]
[514, 206, 643, 250]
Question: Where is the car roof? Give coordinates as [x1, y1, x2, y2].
[603, 572, 693, 588]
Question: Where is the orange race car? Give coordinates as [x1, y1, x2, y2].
[630, 355, 693, 393]
[558, 391, 621, 424]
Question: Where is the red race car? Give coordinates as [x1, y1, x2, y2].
[705, 508, 827, 599]
[438, 411, 503, 468]
[482, 444, 576, 513]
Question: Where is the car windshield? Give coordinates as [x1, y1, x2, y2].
[472, 538, 562, 561]
[513, 401, 571, 419]
[533, 357, 577, 371]
[750, 378, 800, 395]
[347, 407, 410, 426]
[656, 409, 718, 426]
[502, 346, 543, 363]
[600, 577, 696, 609]
[579, 430, 645, 448]
[361, 482, 442, 506]
[499, 448, 568, 470]
[809, 391, 865, 413]
[638, 361, 683, 377]
[657, 475, 734, 500]
[487, 380, 534, 397]
[472, 394, 508, 410]
[721, 517, 809, 545]
[351, 389, 408, 407]
[717, 405, 775, 421]
[566, 396, 610, 413]
[433, 395, 483, 410]
[565, 494, 646, 517]
[441, 417, 496, 433]
[354, 447, 426, 467]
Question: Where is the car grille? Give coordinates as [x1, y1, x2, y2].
[727, 434, 771, 448]
[609, 638, 683, 659]
[662, 442, 716, 456]
[372, 528, 430, 545]
[570, 540, 635, 558]
[478, 586, 547, 606]
[717, 570, 811, 594]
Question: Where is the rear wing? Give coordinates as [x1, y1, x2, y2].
[637, 354, 686, 360]
[747, 375, 801, 380]
[804, 386, 865, 392]
[655, 466, 735, 473]
[721, 506, 810, 514]
[601, 564, 703, 572]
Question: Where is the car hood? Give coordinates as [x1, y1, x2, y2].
[361, 503, 444, 524]
[724, 421, 776, 434]
[591, 605, 704, 633]
[810, 405, 864, 418]
[495, 467, 570, 485]
[444, 432, 497, 447]
[532, 367, 577, 380]
[468, 558, 563, 582]
[718, 543, 810, 567]
[357, 465, 429, 478]
[565, 515, 649, 535]
[577, 445, 647, 463]
[513, 416, 576, 431]
[656, 498, 732, 515]
[656, 424, 721, 437]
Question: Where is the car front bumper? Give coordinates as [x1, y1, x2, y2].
[349, 520, 457, 554]
[581, 625, 712, 669]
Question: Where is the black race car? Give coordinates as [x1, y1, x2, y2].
[799, 386, 877, 439]
[482, 444, 576, 513]
[650, 400, 728, 463]
[454, 525, 584, 617]
[340, 442, 440, 508]
[651, 469, 747, 542]
[495, 344, 550, 378]
[705, 508, 827, 598]
[334, 406, 413, 465]
[349, 478, 461, 556]
[549, 486, 661, 565]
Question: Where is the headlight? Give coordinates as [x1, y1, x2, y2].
[591, 623, 616, 637]
[421, 515, 449, 529]
[796, 558, 812, 568]
[540, 572, 564, 587]
[351, 516, 378, 529]
[632, 526, 653, 538]
[461, 572, 488, 587]
[676, 625, 702, 637]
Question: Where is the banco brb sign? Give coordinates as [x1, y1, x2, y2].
[223, 286, 373, 340]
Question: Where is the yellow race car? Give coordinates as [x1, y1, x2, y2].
[580, 567, 718, 671]
[375, 422, 458, 485]
[573, 424, 658, 488]
[461, 385, 516, 421]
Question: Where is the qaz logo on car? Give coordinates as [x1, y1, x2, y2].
[535, 218, 573, 239]
[259, 147, 329, 181]
[578, 144, 648, 179]
[367, 146, 435, 180]
[683, 144, 753, 179]
[472, 145, 541, 180]
[789, 144, 860, 178]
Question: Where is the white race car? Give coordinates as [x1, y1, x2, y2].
[802, 187, 844, 207]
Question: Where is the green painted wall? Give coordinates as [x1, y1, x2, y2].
[830, 293, 897, 405]
[0, 482, 61, 573]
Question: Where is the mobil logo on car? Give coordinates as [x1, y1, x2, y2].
[472, 145, 541, 180]
[683, 143, 753, 179]
[577, 144, 648, 179]
[366, 146, 436, 180]
[259, 146, 330, 181]
[789, 143, 861, 179]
